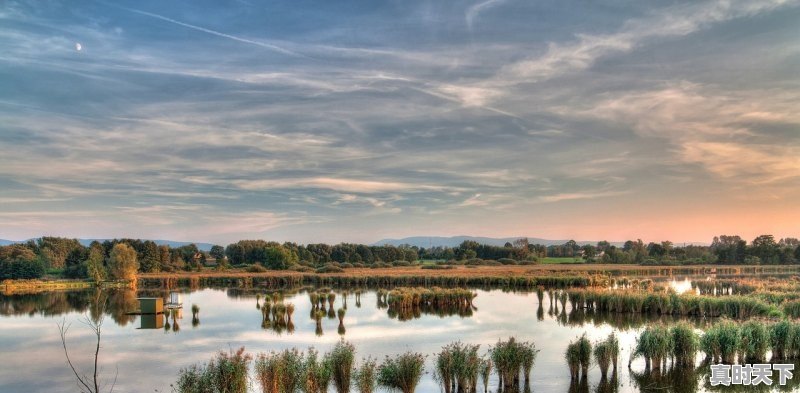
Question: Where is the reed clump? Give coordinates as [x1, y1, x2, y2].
[255, 348, 304, 393]
[354, 358, 377, 393]
[700, 320, 740, 364]
[670, 323, 699, 367]
[328, 340, 355, 393]
[175, 347, 252, 393]
[377, 351, 425, 393]
[490, 337, 538, 390]
[740, 320, 769, 362]
[434, 341, 480, 393]
[633, 325, 672, 370]
[566, 288, 776, 318]
[593, 333, 619, 378]
[563, 334, 592, 381]
[303, 348, 331, 393]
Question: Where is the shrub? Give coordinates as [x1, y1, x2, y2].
[246, 264, 268, 273]
[316, 264, 344, 274]
[421, 265, 455, 270]
[377, 352, 425, 393]
[340, 263, 354, 269]
[392, 261, 412, 267]
[497, 258, 518, 265]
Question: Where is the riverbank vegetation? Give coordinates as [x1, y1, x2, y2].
[2, 234, 798, 284]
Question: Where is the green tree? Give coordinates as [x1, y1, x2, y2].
[139, 241, 160, 273]
[64, 246, 89, 278]
[108, 243, 138, 281]
[85, 244, 106, 283]
[209, 245, 225, 260]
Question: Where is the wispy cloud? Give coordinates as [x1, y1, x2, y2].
[465, 0, 507, 30]
[111, 4, 302, 57]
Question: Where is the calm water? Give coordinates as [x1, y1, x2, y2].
[0, 286, 796, 393]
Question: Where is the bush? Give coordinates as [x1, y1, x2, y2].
[289, 265, 315, 273]
[497, 258, 518, 265]
[392, 261, 412, 267]
[352, 263, 365, 268]
[371, 262, 391, 269]
[246, 264, 268, 273]
[340, 262, 354, 269]
[421, 265, 455, 270]
[0, 258, 45, 279]
[316, 264, 345, 274]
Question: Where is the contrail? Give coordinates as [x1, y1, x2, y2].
[110, 3, 303, 57]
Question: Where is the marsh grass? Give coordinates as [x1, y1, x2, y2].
[175, 347, 252, 393]
[670, 323, 699, 367]
[700, 321, 740, 364]
[740, 320, 769, 362]
[490, 337, 538, 390]
[480, 359, 492, 393]
[302, 348, 331, 393]
[327, 341, 355, 393]
[254, 348, 304, 393]
[633, 325, 672, 370]
[770, 320, 792, 360]
[567, 289, 775, 318]
[593, 333, 619, 378]
[434, 341, 480, 393]
[378, 351, 425, 393]
[354, 358, 377, 393]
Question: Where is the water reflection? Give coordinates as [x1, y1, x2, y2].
[1, 287, 800, 392]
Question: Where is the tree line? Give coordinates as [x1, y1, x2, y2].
[1, 234, 799, 280]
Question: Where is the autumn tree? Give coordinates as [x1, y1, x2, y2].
[107, 243, 138, 281]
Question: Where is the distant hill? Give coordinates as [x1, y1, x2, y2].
[0, 238, 216, 251]
[373, 236, 621, 248]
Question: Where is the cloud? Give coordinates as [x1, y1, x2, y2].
[466, 0, 507, 30]
[112, 4, 302, 57]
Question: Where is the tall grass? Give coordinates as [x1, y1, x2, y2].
[670, 323, 699, 367]
[434, 341, 480, 393]
[302, 348, 330, 393]
[566, 288, 776, 318]
[740, 320, 769, 362]
[490, 337, 538, 389]
[633, 325, 672, 370]
[354, 358, 377, 393]
[377, 352, 425, 393]
[770, 320, 792, 360]
[700, 321, 740, 364]
[327, 341, 355, 393]
[593, 333, 619, 378]
[479, 359, 492, 393]
[565, 341, 580, 380]
[254, 348, 304, 393]
[175, 347, 252, 393]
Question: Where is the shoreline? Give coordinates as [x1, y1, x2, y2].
[4, 264, 800, 294]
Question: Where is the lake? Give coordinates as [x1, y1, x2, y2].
[0, 283, 797, 392]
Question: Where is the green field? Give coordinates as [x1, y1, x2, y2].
[540, 257, 585, 264]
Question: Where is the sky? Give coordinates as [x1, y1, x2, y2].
[0, 0, 798, 245]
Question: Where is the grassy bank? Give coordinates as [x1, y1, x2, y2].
[1, 279, 132, 295]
